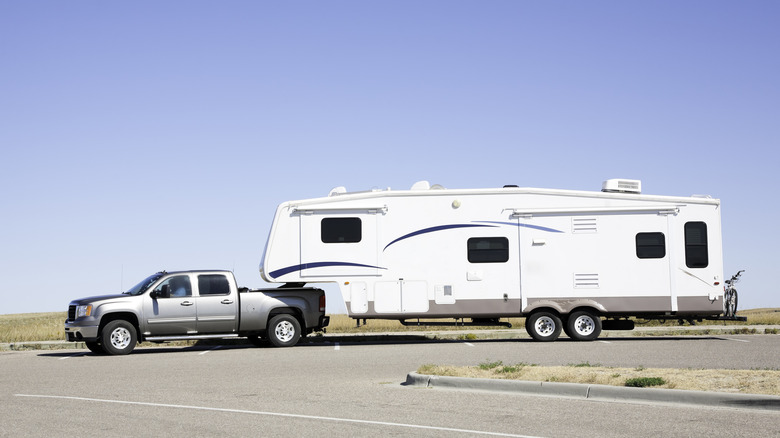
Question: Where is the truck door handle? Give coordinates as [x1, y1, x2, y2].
[221, 299, 234, 305]
[180, 301, 194, 306]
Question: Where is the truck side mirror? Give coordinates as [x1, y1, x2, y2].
[151, 284, 170, 299]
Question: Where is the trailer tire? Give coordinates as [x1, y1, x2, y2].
[526, 311, 562, 341]
[267, 315, 301, 347]
[566, 310, 602, 341]
[100, 320, 137, 355]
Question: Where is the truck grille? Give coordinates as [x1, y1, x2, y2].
[68, 305, 76, 321]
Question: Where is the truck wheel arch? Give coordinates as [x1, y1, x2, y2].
[98, 312, 141, 341]
[268, 307, 305, 329]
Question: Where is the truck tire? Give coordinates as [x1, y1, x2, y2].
[565, 310, 602, 341]
[267, 314, 301, 347]
[525, 311, 562, 341]
[100, 320, 137, 355]
[85, 341, 105, 355]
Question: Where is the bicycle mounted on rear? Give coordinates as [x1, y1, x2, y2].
[723, 270, 744, 319]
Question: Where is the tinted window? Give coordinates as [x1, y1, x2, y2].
[153, 275, 192, 297]
[198, 275, 231, 296]
[685, 222, 709, 268]
[636, 232, 666, 259]
[321, 217, 362, 243]
[468, 237, 509, 263]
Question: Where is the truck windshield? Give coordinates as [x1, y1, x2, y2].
[123, 273, 165, 295]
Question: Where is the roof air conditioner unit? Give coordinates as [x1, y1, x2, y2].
[602, 179, 641, 194]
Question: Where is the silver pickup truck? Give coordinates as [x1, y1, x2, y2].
[64, 270, 329, 355]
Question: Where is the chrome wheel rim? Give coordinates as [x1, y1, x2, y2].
[110, 327, 132, 349]
[574, 315, 595, 336]
[534, 316, 556, 336]
[274, 321, 295, 342]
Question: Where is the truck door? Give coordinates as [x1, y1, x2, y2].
[143, 274, 197, 335]
[195, 274, 238, 333]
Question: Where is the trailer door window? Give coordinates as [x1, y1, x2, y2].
[468, 237, 509, 263]
[636, 232, 666, 259]
[321, 217, 362, 243]
[684, 222, 709, 268]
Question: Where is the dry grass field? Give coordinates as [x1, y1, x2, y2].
[418, 361, 780, 396]
[0, 309, 778, 344]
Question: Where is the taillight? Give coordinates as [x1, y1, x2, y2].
[319, 294, 326, 312]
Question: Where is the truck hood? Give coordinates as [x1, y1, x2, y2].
[69, 294, 131, 306]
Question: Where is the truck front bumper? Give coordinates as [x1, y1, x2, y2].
[64, 321, 99, 342]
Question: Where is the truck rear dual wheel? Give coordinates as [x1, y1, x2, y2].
[100, 320, 137, 355]
[267, 314, 301, 347]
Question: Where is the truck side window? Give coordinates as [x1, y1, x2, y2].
[154, 276, 192, 297]
[468, 237, 509, 263]
[636, 232, 665, 259]
[198, 275, 231, 296]
[321, 217, 362, 243]
[685, 222, 709, 268]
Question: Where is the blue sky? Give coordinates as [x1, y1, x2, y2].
[1, 1, 778, 315]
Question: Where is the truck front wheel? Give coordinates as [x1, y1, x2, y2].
[101, 320, 137, 355]
[267, 315, 301, 347]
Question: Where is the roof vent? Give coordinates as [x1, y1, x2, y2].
[602, 179, 641, 194]
[328, 186, 347, 197]
[410, 181, 431, 190]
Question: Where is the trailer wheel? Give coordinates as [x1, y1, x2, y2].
[566, 310, 602, 341]
[100, 320, 137, 355]
[267, 315, 301, 347]
[525, 311, 562, 341]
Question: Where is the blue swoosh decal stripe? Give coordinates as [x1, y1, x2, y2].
[268, 262, 385, 279]
[383, 224, 495, 251]
[473, 221, 564, 233]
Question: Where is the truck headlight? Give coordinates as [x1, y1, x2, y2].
[76, 305, 93, 318]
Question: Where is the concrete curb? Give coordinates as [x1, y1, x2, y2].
[405, 372, 780, 412]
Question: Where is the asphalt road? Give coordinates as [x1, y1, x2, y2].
[2, 335, 779, 437]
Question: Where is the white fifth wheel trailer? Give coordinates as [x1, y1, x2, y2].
[260, 179, 742, 341]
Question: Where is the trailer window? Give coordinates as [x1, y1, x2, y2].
[198, 275, 231, 296]
[636, 232, 666, 259]
[321, 217, 362, 243]
[685, 222, 709, 268]
[468, 237, 509, 263]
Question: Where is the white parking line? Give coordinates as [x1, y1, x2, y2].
[598, 340, 612, 344]
[334, 342, 340, 351]
[14, 394, 541, 437]
[199, 346, 222, 355]
[59, 352, 88, 360]
[464, 342, 475, 347]
[717, 337, 750, 343]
